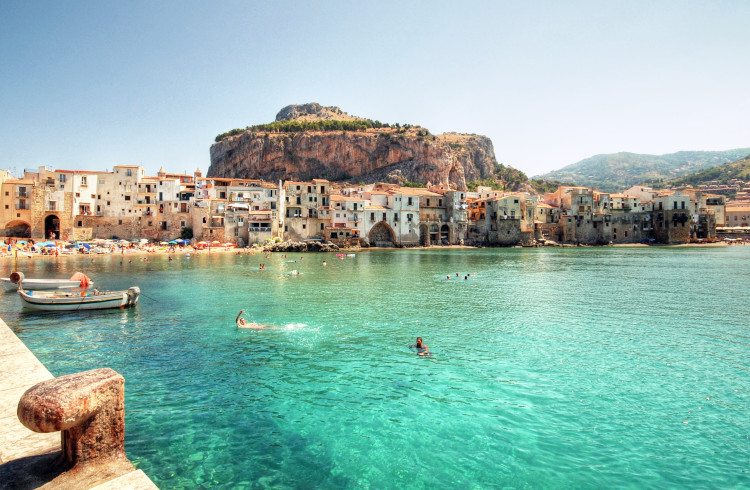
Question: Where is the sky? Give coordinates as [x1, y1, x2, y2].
[1, 0, 749, 179]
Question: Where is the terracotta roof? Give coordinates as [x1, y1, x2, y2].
[55, 169, 100, 174]
[365, 205, 387, 210]
[392, 187, 442, 197]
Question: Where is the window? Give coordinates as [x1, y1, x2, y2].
[370, 212, 375, 221]
[321, 223, 325, 230]
[59, 174, 66, 183]
[99, 179, 105, 185]
[124, 195, 131, 201]
[77, 221, 82, 227]
[407, 213, 413, 222]
[81, 176, 87, 185]
[408, 197, 413, 206]
[302, 224, 306, 230]
[118, 220, 122, 225]
[126, 169, 132, 177]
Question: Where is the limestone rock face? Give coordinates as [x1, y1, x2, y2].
[208, 130, 498, 190]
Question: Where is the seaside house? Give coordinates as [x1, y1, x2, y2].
[282, 180, 330, 241]
[652, 191, 691, 243]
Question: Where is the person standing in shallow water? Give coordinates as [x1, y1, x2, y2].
[409, 337, 430, 356]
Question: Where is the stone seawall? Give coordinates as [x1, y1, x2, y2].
[0, 318, 158, 489]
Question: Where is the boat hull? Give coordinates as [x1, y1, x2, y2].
[2, 278, 85, 290]
[18, 287, 140, 311]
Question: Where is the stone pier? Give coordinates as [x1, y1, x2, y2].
[0, 319, 157, 489]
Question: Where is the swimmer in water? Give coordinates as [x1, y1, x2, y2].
[236, 309, 265, 329]
[409, 337, 430, 356]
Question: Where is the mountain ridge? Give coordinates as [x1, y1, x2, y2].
[535, 148, 750, 192]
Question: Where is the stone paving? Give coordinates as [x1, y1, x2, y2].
[0, 318, 157, 489]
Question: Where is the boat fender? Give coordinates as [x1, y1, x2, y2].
[10, 271, 24, 284]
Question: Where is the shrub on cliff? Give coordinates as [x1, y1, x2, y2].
[215, 119, 397, 142]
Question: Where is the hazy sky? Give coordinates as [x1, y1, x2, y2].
[2, 1, 748, 178]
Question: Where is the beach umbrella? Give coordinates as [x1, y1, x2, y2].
[79, 243, 92, 250]
[211, 240, 221, 245]
[131, 239, 140, 243]
[168, 240, 178, 244]
[17, 240, 27, 244]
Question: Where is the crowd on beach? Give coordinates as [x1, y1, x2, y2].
[0, 237, 245, 259]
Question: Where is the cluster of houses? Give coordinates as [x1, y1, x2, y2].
[1, 164, 747, 247]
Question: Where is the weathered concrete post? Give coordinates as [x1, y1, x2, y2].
[16, 368, 134, 479]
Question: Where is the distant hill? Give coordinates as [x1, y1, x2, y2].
[649, 154, 750, 190]
[535, 148, 750, 192]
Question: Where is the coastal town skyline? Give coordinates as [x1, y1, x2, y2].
[2, 1, 750, 178]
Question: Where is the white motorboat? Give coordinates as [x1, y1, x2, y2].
[11, 272, 139, 311]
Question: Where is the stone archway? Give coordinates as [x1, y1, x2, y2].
[440, 224, 451, 244]
[368, 222, 395, 247]
[44, 215, 60, 240]
[5, 220, 31, 238]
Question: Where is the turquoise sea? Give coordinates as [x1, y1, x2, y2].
[1, 247, 749, 488]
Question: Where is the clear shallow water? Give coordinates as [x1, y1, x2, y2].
[1, 247, 749, 488]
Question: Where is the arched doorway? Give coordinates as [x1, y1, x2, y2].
[44, 215, 60, 240]
[440, 224, 451, 244]
[368, 222, 395, 247]
[5, 220, 31, 238]
[429, 224, 439, 244]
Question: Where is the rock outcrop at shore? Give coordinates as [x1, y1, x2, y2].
[208, 105, 499, 190]
[263, 241, 340, 253]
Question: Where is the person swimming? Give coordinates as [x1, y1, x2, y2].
[236, 309, 265, 329]
[409, 337, 430, 356]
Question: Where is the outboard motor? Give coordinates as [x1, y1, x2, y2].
[126, 287, 140, 307]
[10, 271, 24, 288]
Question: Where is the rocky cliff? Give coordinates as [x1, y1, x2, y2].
[208, 105, 498, 190]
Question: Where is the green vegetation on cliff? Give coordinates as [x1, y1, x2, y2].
[215, 119, 395, 142]
[536, 148, 750, 192]
[466, 164, 529, 192]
